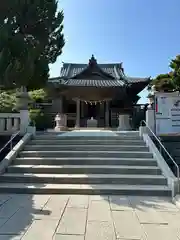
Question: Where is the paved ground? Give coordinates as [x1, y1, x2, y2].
[0, 194, 180, 239]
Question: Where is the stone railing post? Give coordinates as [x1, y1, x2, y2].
[16, 87, 31, 135]
[13, 118, 20, 131]
[6, 118, 12, 131]
[0, 118, 5, 132]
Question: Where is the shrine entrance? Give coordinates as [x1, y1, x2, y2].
[87, 103, 98, 119]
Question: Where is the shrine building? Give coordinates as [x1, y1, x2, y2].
[47, 55, 150, 129]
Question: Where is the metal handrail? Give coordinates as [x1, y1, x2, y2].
[0, 131, 20, 154]
[140, 120, 179, 187]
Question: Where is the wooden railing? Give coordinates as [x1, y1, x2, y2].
[0, 113, 21, 135]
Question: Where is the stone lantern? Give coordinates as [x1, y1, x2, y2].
[55, 113, 67, 131]
[16, 87, 32, 135]
[16, 86, 31, 110]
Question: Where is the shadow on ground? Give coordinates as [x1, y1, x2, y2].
[0, 191, 53, 239]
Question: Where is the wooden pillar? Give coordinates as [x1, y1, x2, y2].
[75, 99, 80, 128]
[81, 101, 84, 118]
[60, 96, 63, 113]
[105, 101, 109, 127]
[52, 96, 63, 114]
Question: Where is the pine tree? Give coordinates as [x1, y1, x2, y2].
[0, 0, 65, 89]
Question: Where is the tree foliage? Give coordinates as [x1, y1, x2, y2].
[149, 73, 174, 92]
[0, 90, 17, 112]
[29, 88, 48, 102]
[170, 55, 180, 91]
[0, 0, 65, 90]
[149, 55, 180, 92]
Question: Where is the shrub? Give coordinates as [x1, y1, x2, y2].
[29, 109, 52, 130]
[29, 89, 48, 103]
[0, 89, 52, 129]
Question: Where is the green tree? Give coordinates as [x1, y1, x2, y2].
[170, 55, 180, 91]
[0, 0, 65, 90]
[149, 55, 180, 92]
[149, 73, 174, 92]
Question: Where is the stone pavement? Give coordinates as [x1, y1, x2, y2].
[0, 194, 180, 239]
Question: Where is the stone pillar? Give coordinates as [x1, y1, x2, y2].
[75, 99, 80, 128]
[117, 114, 131, 131]
[146, 108, 155, 133]
[105, 101, 109, 127]
[20, 110, 30, 134]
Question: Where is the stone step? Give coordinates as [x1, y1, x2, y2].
[8, 165, 161, 175]
[0, 173, 167, 185]
[24, 145, 149, 152]
[30, 139, 146, 145]
[34, 135, 142, 140]
[14, 157, 157, 166]
[19, 150, 153, 158]
[0, 183, 171, 196]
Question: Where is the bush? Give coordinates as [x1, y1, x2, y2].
[29, 109, 52, 130]
[29, 89, 48, 103]
[29, 89, 52, 130]
[0, 89, 52, 130]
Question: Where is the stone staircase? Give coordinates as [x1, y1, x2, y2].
[0, 131, 172, 196]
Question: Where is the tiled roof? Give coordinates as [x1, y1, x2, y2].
[61, 79, 124, 87]
[60, 63, 149, 83]
[128, 77, 150, 83]
[48, 78, 124, 87]
[60, 63, 124, 79]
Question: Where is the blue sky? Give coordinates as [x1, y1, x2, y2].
[50, 0, 180, 103]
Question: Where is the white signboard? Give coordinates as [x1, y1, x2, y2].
[155, 92, 180, 135]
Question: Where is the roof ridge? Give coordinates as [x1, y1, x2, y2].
[62, 62, 122, 66]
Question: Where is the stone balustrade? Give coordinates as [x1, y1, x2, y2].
[0, 113, 21, 135]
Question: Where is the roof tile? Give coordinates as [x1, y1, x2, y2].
[63, 79, 125, 87]
[59, 63, 149, 83]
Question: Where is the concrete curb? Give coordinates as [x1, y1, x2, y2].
[142, 133, 178, 197]
[0, 133, 32, 174]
